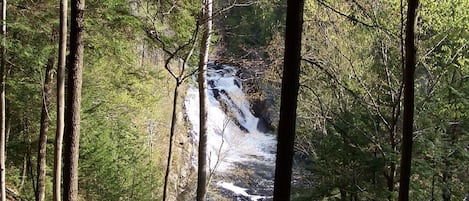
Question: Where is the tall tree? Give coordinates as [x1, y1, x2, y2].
[140, 2, 201, 200]
[398, 0, 419, 200]
[0, 0, 6, 199]
[54, 0, 67, 200]
[273, 0, 304, 200]
[53, 0, 68, 201]
[36, 44, 56, 201]
[196, 0, 212, 200]
[63, 0, 85, 200]
[160, 33, 198, 201]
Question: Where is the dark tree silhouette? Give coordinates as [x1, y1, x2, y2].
[398, 0, 419, 200]
[273, 0, 304, 200]
[63, 0, 85, 200]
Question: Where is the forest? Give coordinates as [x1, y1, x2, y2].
[0, 0, 468, 201]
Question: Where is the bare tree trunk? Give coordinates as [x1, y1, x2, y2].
[54, 0, 67, 200]
[36, 53, 55, 201]
[160, 20, 199, 201]
[145, 4, 200, 200]
[398, 0, 419, 201]
[19, 153, 27, 190]
[63, 0, 85, 200]
[0, 0, 6, 199]
[25, 118, 36, 195]
[273, 0, 304, 200]
[4, 102, 8, 145]
[162, 84, 180, 201]
[340, 189, 346, 201]
[196, 0, 212, 200]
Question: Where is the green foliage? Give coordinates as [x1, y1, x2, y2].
[268, 0, 469, 200]
[4, 1, 58, 199]
[138, 0, 202, 67]
[5, 0, 468, 200]
[215, 0, 286, 56]
[5, 0, 174, 200]
[77, 0, 170, 200]
[411, 1, 469, 200]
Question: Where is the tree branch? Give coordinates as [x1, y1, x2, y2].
[316, 0, 380, 29]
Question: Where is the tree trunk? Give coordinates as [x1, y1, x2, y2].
[162, 84, 179, 201]
[340, 189, 347, 201]
[54, 0, 67, 200]
[398, 0, 419, 201]
[4, 101, 8, 145]
[63, 0, 85, 200]
[273, 0, 304, 200]
[19, 118, 29, 191]
[0, 0, 6, 199]
[196, 0, 212, 200]
[25, 118, 36, 195]
[19, 153, 27, 191]
[36, 53, 55, 201]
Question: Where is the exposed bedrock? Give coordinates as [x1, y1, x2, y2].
[220, 61, 278, 133]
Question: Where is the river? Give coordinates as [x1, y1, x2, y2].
[184, 62, 277, 200]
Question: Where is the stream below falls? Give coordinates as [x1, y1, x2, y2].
[185, 63, 277, 201]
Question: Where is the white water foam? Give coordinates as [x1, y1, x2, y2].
[217, 181, 271, 201]
[184, 64, 276, 200]
[184, 64, 276, 172]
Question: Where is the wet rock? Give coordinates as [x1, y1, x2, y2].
[213, 161, 275, 201]
[212, 89, 220, 99]
[234, 79, 241, 88]
[208, 80, 216, 88]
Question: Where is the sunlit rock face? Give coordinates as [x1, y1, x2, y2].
[185, 62, 276, 200]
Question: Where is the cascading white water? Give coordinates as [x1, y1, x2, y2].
[184, 63, 277, 200]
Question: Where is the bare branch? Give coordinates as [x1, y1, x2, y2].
[213, 1, 255, 17]
[180, 16, 201, 80]
[161, 0, 177, 16]
[301, 57, 383, 138]
[315, 0, 394, 37]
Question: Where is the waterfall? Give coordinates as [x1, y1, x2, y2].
[184, 63, 276, 200]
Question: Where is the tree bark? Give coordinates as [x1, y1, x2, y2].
[0, 0, 6, 200]
[273, 0, 304, 200]
[63, 0, 85, 200]
[398, 0, 419, 201]
[4, 101, 8, 145]
[36, 53, 55, 201]
[196, 0, 212, 200]
[54, 0, 67, 200]
[162, 84, 179, 201]
[19, 153, 27, 190]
